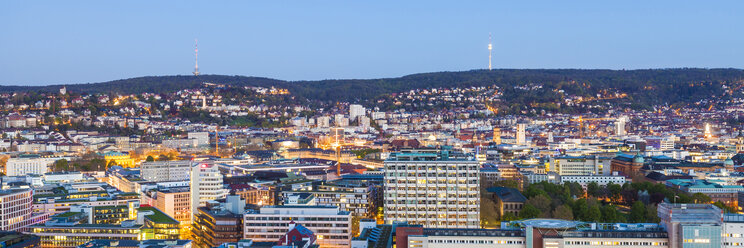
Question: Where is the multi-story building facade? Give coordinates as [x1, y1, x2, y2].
[4, 157, 57, 176]
[190, 163, 228, 216]
[549, 156, 612, 176]
[384, 150, 480, 228]
[231, 185, 276, 206]
[32, 206, 178, 248]
[147, 186, 191, 225]
[32, 184, 140, 215]
[282, 182, 376, 217]
[1, 189, 48, 231]
[140, 160, 192, 182]
[243, 206, 351, 248]
[191, 196, 245, 248]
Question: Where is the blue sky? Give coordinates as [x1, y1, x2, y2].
[1, 1, 742, 85]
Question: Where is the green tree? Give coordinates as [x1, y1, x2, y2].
[572, 198, 588, 220]
[607, 183, 622, 201]
[526, 195, 552, 216]
[501, 212, 518, 221]
[493, 180, 521, 189]
[519, 204, 541, 219]
[552, 204, 574, 220]
[691, 193, 711, 204]
[480, 198, 499, 228]
[587, 182, 600, 197]
[54, 159, 69, 171]
[714, 201, 737, 213]
[601, 205, 619, 222]
[630, 201, 646, 223]
[585, 205, 602, 222]
[158, 154, 169, 161]
[146, 156, 155, 162]
[645, 203, 660, 223]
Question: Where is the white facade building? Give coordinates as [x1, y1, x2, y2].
[516, 123, 526, 145]
[384, 151, 480, 228]
[188, 132, 210, 146]
[349, 104, 366, 121]
[5, 157, 56, 176]
[243, 206, 351, 248]
[190, 163, 228, 216]
[549, 156, 611, 176]
[141, 160, 192, 182]
[560, 174, 627, 187]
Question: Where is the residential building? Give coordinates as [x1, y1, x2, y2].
[384, 149, 480, 228]
[516, 123, 526, 145]
[349, 104, 365, 121]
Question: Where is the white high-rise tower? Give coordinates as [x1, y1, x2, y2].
[193, 39, 200, 76]
[615, 116, 627, 136]
[516, 123, 526, 145]
[488, 33, 493, 70]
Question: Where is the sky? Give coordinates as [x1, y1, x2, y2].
[1, 1, 743, 85]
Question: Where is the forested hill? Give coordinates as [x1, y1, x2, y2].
[3, 68, 744, 106]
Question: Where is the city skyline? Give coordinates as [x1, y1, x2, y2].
[2, 1, 743, 85]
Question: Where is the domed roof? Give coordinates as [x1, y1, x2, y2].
[725, 158, 734, 166]
[633, 154, 645, 164]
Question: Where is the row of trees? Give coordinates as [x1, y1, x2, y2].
[484, 179, 736, 226]
[52, 153, 106, 172]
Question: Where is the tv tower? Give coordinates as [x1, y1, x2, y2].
[193, 39, 200, 76]
[488, 33, 493, 70]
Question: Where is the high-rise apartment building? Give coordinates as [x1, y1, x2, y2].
[349, 104, 365, 121]
[384, 150, 480, 228]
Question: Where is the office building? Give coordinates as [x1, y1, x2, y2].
[190, 163, 228, 216]
[142, 186, 191, 225]
[658, 203, 723, 248]
[1, 189, 48, 231]
[191, 196, 245, 248]
[5, 157, 56, 176]
[549, 156, 612, 176]
[32, 206, 179, 248]
[243, 206, 351, 248]
[141, 160, 192, 182]
[0, 231, 40, 248]
[32, 183, 140, 215]
[384, 150, 480, 228]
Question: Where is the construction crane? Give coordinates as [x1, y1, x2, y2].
[570, 117, 616, 138]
